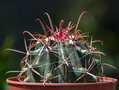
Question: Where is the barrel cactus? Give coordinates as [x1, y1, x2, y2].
[6, 11, 108, 84]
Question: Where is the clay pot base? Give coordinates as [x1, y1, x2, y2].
[7, 77, 117, 90]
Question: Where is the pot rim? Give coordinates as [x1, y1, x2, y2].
[6, 77, 117, 87]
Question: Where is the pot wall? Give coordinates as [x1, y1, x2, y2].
[7, 77, 117, 90]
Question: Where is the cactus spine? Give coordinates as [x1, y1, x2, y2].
[7, 12, 105, 83]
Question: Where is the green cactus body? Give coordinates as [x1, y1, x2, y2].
[23, 37, 102, 83]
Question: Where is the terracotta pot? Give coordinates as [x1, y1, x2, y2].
[7, 77, 117, 90]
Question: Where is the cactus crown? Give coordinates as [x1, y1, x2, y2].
[7, 11, 107, 83]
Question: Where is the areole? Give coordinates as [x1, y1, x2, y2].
[7, 77, 117, 90]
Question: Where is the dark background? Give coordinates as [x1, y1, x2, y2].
[0, 0, 119, 90]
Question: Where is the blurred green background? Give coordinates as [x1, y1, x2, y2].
[0, 0, 119, 90]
